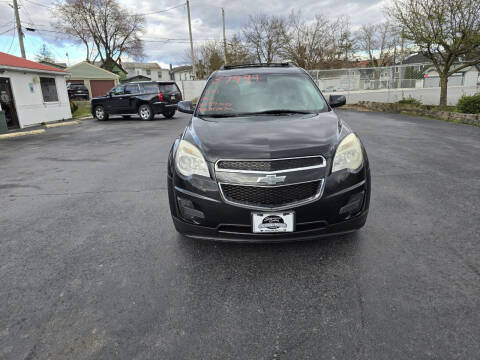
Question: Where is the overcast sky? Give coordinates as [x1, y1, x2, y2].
[0, 0, 390, 68]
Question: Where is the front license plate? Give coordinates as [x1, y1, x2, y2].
[252, 212, 295, 233]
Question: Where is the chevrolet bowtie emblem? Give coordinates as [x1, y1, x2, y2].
[257, 174, 286, 185]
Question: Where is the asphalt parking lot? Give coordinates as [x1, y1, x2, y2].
[1, 110, 479, 359]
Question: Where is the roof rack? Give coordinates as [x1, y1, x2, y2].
[220, 63, 294, 70]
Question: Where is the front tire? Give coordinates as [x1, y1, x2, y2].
[94, 105, 108, 121]
[138, 104, 154, 121]
[163, 110, 176, 119]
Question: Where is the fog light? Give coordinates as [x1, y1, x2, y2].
[339, 191, 365, 218]
[177, 196, 205, 223]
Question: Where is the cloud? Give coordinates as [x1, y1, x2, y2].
[0, 0, 391, 66]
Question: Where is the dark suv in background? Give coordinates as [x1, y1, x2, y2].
[91, 81, 182, 121]
[67, 83, 89, 100]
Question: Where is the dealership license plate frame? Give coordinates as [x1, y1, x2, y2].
[252, 211, 296, 233]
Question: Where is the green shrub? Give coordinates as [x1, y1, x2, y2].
[456, 94, 480, 114]
[397, 96, 422, 106]
[70, 100, 78, 114]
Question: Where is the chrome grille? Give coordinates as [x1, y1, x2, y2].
[220, 181, 321, 208]
[216, 156, 324, 172]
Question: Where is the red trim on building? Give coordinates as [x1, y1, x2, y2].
[0, 52, 65, 73]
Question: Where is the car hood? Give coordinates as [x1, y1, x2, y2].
[184, 111, 342, 162]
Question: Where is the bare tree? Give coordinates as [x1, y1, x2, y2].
[356, 24, 377, 66]
[35, 44, 54, 63]
[356, 22, 401, 67]
[283, 13, 331, 69]
[227, 34, 255, 65]
[335, 16, 357, 62]
[376, 21, 398, 66]
[282, 13, 355, 69]
[388, 0, 480, 107]
[56, 0, 145, 71]
[242, 14, 288, 63]
[185, 41, 225, 79]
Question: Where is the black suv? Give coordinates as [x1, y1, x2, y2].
[168, 63, 370, 242]
[91, 81, 182, 121]
[67, 83, 89, 100]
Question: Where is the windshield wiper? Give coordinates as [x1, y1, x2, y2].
[198, 113, 244, 118]
[245, 109, 316, 115]
[198, 110, 316, 118]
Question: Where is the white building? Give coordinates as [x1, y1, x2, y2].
[0, 52, 71, 129]
[122, 62, 171, 81]
[423, 65, 480, 88]
[172, 65, 194, 81]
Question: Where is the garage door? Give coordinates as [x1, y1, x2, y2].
[90, 80, 115, 98]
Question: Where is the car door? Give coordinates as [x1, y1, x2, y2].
[105, 85, 125, 114]
[123, 84, 140, 113]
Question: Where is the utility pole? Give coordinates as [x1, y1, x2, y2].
[222, 8, 227, 65]
[186, 0, 196, 80]
[12, 0, 26, 58]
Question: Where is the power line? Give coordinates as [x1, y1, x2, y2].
[0, 21, 14, 29]
[134, 3, 185, 16]
[21, 24, 216, 43]
[22, 0, 54, 9]
[0, 27, 14, 35]
[6, 26, 16, 53]
[22, 0, 185, 16]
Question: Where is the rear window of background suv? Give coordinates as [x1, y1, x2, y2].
[142, 84, 178, 93]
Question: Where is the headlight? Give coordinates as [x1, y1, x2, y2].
[332, 133, 363, 173]
[175, 140, 210, 177]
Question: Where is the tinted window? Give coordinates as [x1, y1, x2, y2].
[40, 77, 58, 102]
[111, 85, 124, 95]
[124, 84, 139, 94]
[196, 73, 327, 116]
[71, 84, 87, 90]
[158, 84, 178, 93]
[141, 84, 159, 93]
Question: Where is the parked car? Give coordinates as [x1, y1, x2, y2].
[168, 63, 370, 242]
[91, 81, 182, 121]
[67, 83, 89, 100]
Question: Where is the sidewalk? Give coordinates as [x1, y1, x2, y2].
[0, 118, 87, 139]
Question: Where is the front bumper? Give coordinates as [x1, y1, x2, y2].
[172, 210, 368, 242]
[168, 168, 370, 242]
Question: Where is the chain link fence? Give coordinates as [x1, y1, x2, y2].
[308, 63, 435, 93]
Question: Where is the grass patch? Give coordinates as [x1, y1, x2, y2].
[71, 101, 92, 118]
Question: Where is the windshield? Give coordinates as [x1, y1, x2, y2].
[196, 73, 327, 117]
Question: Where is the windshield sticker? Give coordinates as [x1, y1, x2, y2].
[197, 101, 232, 113]
[198, 75, 262, 112]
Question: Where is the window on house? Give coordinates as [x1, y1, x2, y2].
[40, 77, 58, 102]
[146, 69, 151, 75]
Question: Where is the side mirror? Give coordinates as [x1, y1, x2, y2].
[177, 100, 195, 114]
[329, 94, 346, 108]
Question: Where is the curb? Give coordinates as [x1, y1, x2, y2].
[355, 101, 480, 127]
[0, 129, 46, 139]
[45, 120, 82, 128]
